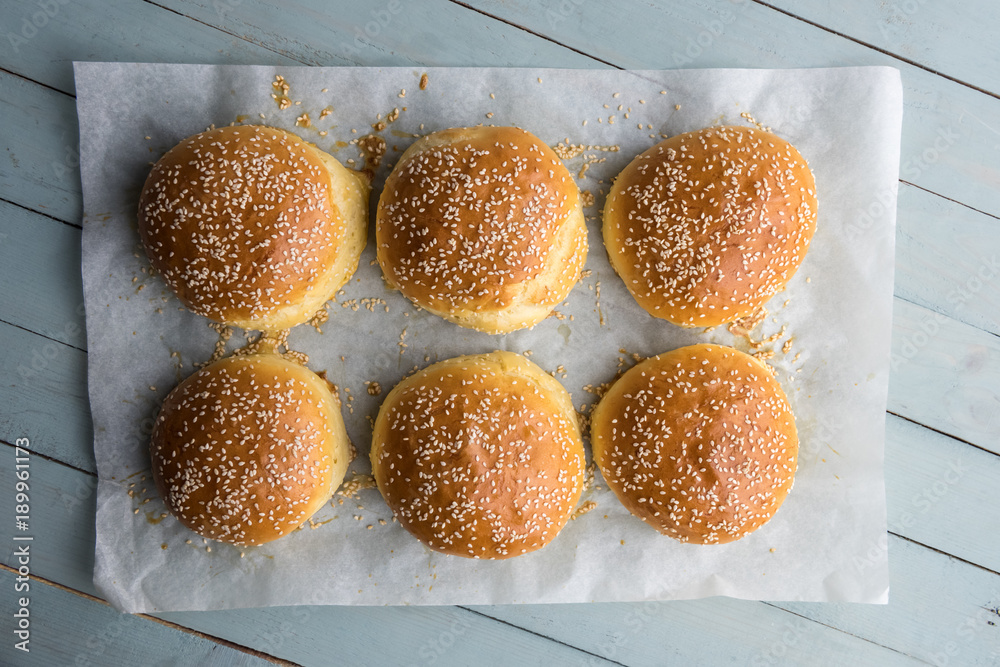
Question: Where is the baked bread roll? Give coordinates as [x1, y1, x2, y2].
[371, 351, 585, 559]
[603, 126, 817, 327]
[150, 353, 350, 546]
[138, 125, 369, 331]
[376, 126, 587, 334]
[590, 344, 797, 544]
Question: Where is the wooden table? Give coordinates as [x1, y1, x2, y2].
[2, 1, 998, 665]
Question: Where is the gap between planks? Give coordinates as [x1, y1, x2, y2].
[0, 316, 87, 354]
[0, 562, 302, 667]
[449, 0, 1000, 103]
[751, 0, 1000, 102]
[140, 0, 330, 66]
[761, 602, 934, 665]
[0, 195, 84, 231]
[887, 411, 1000, 460]
[458, 605, 627, 666]
[900, 180, 1000, 223]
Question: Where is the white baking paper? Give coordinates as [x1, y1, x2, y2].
[75, 63, 901, 613]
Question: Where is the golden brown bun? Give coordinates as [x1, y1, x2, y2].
[150, 353, 350, 546]
[376, 126, 587, 334]
[590, 344, 797, 544]
[139, 125, 369, 332]
[371, 351, 585, 559]
[603, 126, 817, 327]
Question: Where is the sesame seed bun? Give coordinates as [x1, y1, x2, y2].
[138, 125, 369, 332]
[376, 126, 587, 334]
[590, 344, 798, 544]
[150, 353, 350, 546]
[370, 351, 586, 559]
[603, 126, 817, 327]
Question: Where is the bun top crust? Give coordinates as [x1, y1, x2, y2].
[150, 353, 346, 546]
[138, 125, 366, 331]
[603, 126, 817, 327]
[590, 344, 798, 544]
[376, 126, 586, 333]
[371, 351, 586, 559]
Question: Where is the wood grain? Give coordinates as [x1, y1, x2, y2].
[763, 0, 1000, 96]
[0, 568, 282, 666]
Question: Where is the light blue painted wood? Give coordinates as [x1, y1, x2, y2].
[895, 185, 1000, 337]
[0, 568, 278, 667]
[774, 537, 1000, 666]
[158, 0, 599, 69]
[766, 0, 1000, 96]
[0, 0, 301, 95]
[0, 201, 86, 350]
[883, 414, 1000, 572]
[0, 69, 80, 224]
[473, 536, 1000, 666]
[889, 298, 1000, 454]
[462, 0, 1000, 218]
[0, 320, 94, 472]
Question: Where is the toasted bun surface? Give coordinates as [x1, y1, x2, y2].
[150, 353, 350, 546]
[590, 344, 797, 544]
[603, 125, 816, 327]
[138, 125, 369, 331]
[376, 126, 587, 334]
[371, 351, 585, 559]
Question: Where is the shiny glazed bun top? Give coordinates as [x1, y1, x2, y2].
[376, 126, 587, 334]
[371, 351, 586, 559]
[138, 125, 369, 331]
[150, 352, 351, 546]
[603, 125, 817, 327]
[590, 344, 798, 544]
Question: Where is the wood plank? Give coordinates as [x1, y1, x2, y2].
[0, 568, 280, 667]
[477, 535, 1000, 666]
[0, 320, 94, 472]
[460, 0, 1000, 218]
[1, 0, 301, 95]
[0, 201, 86, 349]
[0, 70, 80, 224]
[890, 298, 1000, 455]
[147, 0, 598, 69]
[764, 0, 1000, 97]
[895, 184, 1000, 337]
[774, 537, 1000, 666]
[884, 414, 1000, 573]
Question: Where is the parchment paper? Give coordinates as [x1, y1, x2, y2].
[75, 63, 901, 613]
